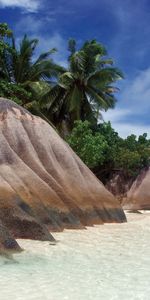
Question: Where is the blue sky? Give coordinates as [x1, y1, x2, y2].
[0, 0, 150, 137]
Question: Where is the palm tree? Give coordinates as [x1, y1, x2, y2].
[43, 39, 123, 133]
[0, 34, 64, 105]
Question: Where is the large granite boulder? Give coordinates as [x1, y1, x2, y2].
[106, 171, 133, 203]
[0, 219, 22, 254]
[122, 168, 150, 210]
[0, 97, 126, 246]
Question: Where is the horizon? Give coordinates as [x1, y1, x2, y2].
[0, 0, 150, 137]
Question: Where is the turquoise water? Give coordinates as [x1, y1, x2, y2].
[0, 212, 150, 300]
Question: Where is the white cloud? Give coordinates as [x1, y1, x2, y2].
[103, 108, 150, 138]
[15, 15, 45, 34]
[114, 123, 150, 138]
[102, 108, 131, 123]
[15, 15, 68, 67]
[121, 68, 150, 113]
[102, 68, 150, 138]
[0, 0, 40, 12]
[36, 33, 68, 67]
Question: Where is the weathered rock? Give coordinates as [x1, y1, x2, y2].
[0, 219, 22, 254]
[122, 168, 150, 210]
[0, 199, 56, 242]
[106, 171, 133, 203]
[0, 97, 126, 246]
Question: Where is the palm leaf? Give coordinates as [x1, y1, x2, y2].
[68, 85, 82, 118]
[87, 86, 109, 110]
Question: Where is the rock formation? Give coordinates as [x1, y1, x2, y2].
[0, 98, 126, 250]
[106, 171, 133, 203]
[122, 168, 150, 210]
[0, 219, 22, 254]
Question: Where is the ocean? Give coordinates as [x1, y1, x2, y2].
[0, 212, 150, 300]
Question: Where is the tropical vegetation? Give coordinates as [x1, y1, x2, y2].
[43, 39, 123, 133]
[67, 121, 150, 182]
[0, 23, 63, 112]
[0, 22, 150, 187]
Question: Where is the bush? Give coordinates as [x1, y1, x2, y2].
[67, 120, 150, 179]
[67, 120, 108, 168]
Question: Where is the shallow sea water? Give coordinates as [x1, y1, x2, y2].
[0, 212, 150, 300]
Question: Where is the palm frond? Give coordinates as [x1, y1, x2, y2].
[59, 72, 74, 88]
[70, 51, 86, 74]
[68, 39, 76, 61]
[68, 85, 82, 118]
[34, 48, 57, 64]
[87, 86, 112, 110]
[88, 67, 124, 86]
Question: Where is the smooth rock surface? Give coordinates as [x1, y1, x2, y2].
[122, 168, 150, 210]
[0, 98, 126, 247]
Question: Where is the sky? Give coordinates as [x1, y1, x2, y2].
[0, 0, 150, 137]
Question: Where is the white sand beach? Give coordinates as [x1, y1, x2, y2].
[0, 212, 150, 300]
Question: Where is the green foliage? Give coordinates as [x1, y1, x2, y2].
[44, 39, 123, 131]
[67, 120, 107, 168]
[117, 133, 150, 176]
[68, 39, 76, 59]
[67, 121, 150, 178]
[0, 23, 12, 54]
[0, 23, 64, 111]
[97, 122, 122, 163]
[0, 23, 12, 37]
[114, 149, 141, 176]
[0, 22, 149, 181]
[95, 123, 150, 177]
[0, 23, 14, 81]
[0, 81, 32, 105]
[0, 23, 123, 134]
[0, 33, 63, 84]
